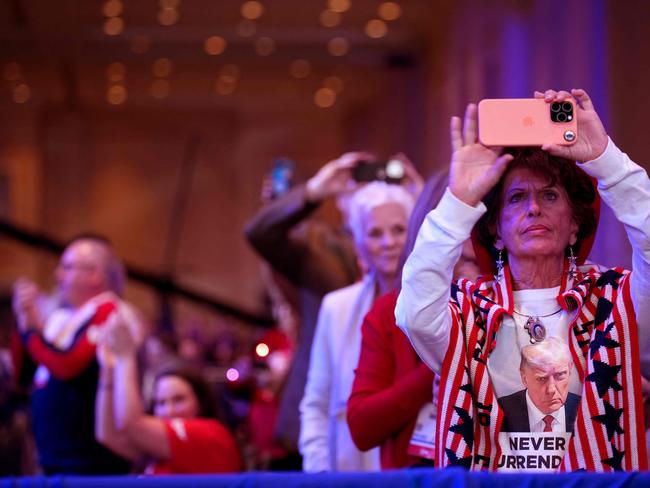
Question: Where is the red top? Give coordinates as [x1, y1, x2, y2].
[149, 418, 242, 474]
[347, 290, 435, 469]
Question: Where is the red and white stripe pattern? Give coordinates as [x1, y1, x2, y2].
[435, 265, 648, 471]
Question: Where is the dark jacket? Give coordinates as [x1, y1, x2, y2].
[498, 389, 581, 433]
[244, 184, 358, 449]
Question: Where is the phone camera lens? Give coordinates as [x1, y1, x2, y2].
[386, 159, 405, 180]
[557, 112, 567, 122]
[564, 130, 576, 142]
[562, 102, 573, 112]
[551, 102, 561, 112]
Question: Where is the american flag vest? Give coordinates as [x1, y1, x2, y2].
[435, 264, 648, 471]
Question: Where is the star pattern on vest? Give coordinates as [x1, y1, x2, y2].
[596, 269, 623, 290]
[573, 320, 594, 350]
[451, 282, 462, 307]
[594, 297, 614, 326]
[586, 360, 623, 398]
[473, 288, 496, 305]
[445, 448, 473, 469]
[449, 406, 474, 451]
[591, 400, 624, 440]
[589, 322, 620, 359]
[602, 444, 625, 471]
[574, 320, 594, 337]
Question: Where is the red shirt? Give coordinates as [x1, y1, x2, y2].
[149, 418, 242, 474]
[347, 290, 435, 469]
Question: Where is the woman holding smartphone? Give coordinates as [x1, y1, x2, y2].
[396, 89, 650, 471]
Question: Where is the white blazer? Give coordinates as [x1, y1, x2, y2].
[299, 274, 381, 472]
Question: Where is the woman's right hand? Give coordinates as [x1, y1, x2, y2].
[448, 104, 513, 207]
[104, 314, 138, 359]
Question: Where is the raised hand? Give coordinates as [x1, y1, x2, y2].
[96, 315, 118, 369]
[104, 314, 138, 358]
[536, 89, 608, 162]
[305, 151, 374, 203]
[12, 278, 42, 333]
[448, 104, 514, 207]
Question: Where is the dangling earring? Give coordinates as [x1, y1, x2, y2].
[567, 245, 577, 280]
[495, 249, 504, 282]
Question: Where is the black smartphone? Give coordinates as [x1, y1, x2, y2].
[353, 159, 405, 184]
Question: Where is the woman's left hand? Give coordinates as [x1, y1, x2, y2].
[536, 88, 608, 162]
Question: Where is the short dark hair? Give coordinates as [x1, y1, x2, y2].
[475, 149, 597, 262]
[150, 361, 217, 419]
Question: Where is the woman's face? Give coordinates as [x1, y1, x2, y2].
[496, 168, 578, 262]
[152, 375, 201, 419]
[357, 202, 408, 280]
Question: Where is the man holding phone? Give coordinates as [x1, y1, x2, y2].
[244, 152, 422, 465]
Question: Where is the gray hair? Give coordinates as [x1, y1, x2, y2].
[345, 181, 415, 246]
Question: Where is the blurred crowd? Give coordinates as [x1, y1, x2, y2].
[0, 150, 431, 476]
[2, 88, 650, 476]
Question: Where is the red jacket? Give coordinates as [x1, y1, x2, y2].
[347, 290, 435, 469]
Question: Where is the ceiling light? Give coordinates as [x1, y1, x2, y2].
[327, 37, 349, 56]
[314, 87, 336, 108]
[107, 85, 127, 105]
[158, 7, 180, 26]
[241, 1, 264, 20]
[103, 17, 125, 36]
[13, 84, 31, 104]
[319, 9, 341, 27]
[102, 0, 123, 18]
[378, 2, 401, 21]
[365, 19, 388, 38]
[204, 36, 227, 55]
[328, 0, 350, 13]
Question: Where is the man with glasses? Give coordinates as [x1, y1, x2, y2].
[12, 235, 141, 474]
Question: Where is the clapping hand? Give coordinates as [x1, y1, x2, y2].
[12, 278, 43, 334]
[103, 313, 138, 359]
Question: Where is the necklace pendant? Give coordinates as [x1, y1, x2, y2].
[524, 316, 547, 344]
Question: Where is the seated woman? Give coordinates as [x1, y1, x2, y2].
[299, 179, 416, 472]
[396, 89, 650, 471]
[95, 319, 242, 474]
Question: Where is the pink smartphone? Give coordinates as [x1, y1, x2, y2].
[477, 98, 578, 147]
